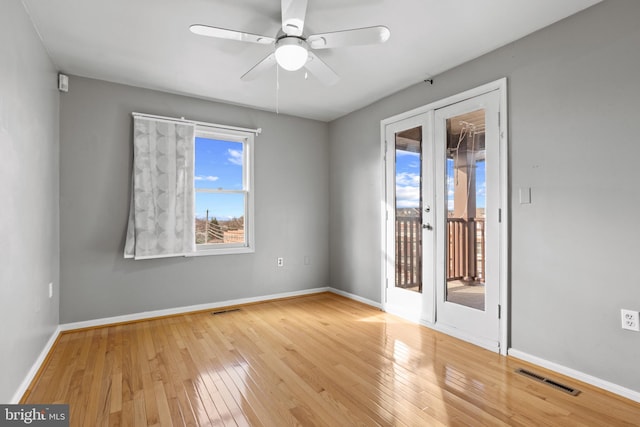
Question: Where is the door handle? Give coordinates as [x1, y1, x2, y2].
[423, 223, 433, 230]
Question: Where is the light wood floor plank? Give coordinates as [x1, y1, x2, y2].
[23, 293, 640, 426]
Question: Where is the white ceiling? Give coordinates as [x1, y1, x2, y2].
[22, 0, 600, 122]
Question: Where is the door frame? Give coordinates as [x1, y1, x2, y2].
[380, 78, 509, 354]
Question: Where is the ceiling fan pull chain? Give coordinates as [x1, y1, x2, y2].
[276, 65, 280, 115]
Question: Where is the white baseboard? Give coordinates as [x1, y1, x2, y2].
[11, 326, 62, 404]
[508, 348, 640, 404]
[19, 288, 386, 403]
[56, 287, 382, 332]
[59, 287, 331, 331]
[33, 290, 638, 408]
[57, 287, 381, 333]
[328, 288, 382, 309]
[17, 287, 338, 401]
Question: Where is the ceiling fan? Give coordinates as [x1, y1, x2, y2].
[189, 0, 390, 86]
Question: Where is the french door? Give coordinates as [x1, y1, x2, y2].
[384, 83, 506, 353]
[384, 114, 434, 322]
[434, 90, 502, 351]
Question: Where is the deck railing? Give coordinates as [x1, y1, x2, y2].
[195, 220, 245, 245]
[395, 216, 422, 290]
[447, 218, 485, 282]
[395, 216, 485, 290]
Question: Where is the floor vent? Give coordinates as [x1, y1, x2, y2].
[211, 308, 241, 315]
[515, 368, 580, 396]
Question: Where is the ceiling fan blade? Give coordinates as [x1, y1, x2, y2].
[304, 51, 339, 86]
[241, 53, 277, 81]
[308, 26, 390, 50]
[190, 25, 275, 45]
[281, 0, 308, 36]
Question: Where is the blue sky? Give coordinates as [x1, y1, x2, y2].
[395, 151, 486, 210]
[194, 137, 245, 220]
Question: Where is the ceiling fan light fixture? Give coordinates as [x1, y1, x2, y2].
[275, 37, 309, 71]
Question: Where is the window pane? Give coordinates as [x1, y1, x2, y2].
[195, 193, 245, 245]
[194, 137, 244, 190]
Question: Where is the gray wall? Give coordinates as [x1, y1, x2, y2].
[329, 0, 640, 393]
[0, 0, 60, 402]
[59, 77, 329, 323]
[7, 0, 639, 401]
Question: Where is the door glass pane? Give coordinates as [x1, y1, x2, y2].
[395, 126, 422, 293]
[445, 109, 486, 310]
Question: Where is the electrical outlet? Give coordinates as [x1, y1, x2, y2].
[277, 257, 284, 267]
[621, 309, 640, 332]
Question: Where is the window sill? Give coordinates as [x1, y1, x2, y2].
[188, 246, 255, 257]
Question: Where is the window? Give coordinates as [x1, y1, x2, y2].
[194, 126, 254, 255]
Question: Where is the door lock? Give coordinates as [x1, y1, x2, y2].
[423, 223, 433, 230]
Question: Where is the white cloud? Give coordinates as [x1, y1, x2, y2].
[195, 212, 233, 221]
[395, 172, 420, 208]
[195, 175, 219, 182]
[395, 186, 420, 208]
[396, 172, 420, 186]
[477, 181, 487, 198]
[228, 149, 243, 166]
[396, 150, 420, 157]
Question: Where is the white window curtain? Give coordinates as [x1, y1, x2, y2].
[124, 116, 196, 260]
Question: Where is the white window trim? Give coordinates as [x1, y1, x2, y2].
[190, 125, 255, 256]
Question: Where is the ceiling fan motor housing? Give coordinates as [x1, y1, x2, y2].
[274, 36, 309, 71]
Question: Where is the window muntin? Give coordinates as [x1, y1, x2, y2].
[194, 127, 254, 254]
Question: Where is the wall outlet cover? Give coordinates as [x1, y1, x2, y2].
[621, 309, 640, 331]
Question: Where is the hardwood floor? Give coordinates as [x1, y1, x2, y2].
[23, 293, 640, 426]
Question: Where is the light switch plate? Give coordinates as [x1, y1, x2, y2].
[519, 187, 531, 204]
